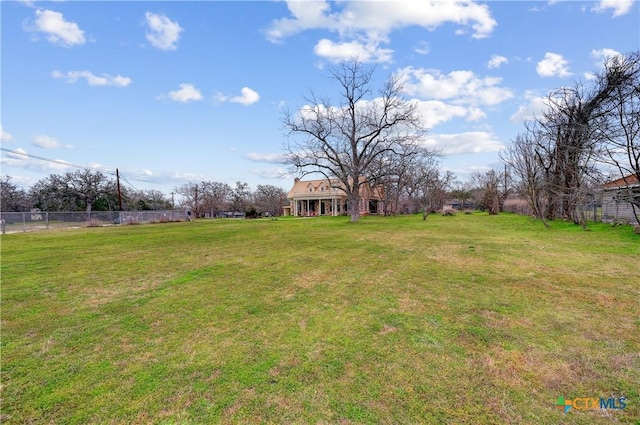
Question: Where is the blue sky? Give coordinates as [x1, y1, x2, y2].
[1, 0, 638, 196]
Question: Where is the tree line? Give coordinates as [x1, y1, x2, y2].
[1, 170, 172, 213]
[0, 170, 287, 218]
[172, 181, 286, 218]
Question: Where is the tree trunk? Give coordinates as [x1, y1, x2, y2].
[348, 189, 361, 222]
[86, 201, 93, 221]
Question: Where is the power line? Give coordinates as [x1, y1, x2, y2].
[118, 173, 139, 191]
[1, 147, 163, 188]
[0, 147, 116, 175]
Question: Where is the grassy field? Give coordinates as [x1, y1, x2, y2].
[1, 213, 639, 424]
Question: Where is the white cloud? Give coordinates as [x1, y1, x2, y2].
[592, 0, 634, 17]
[591, 48, 623, 68]
[487, 54, 508, 69]
[446, 164, 494, 180]
[398, 67, 514, 106]
[314, 38, 394, 63]
[1, 125, 13, 142]
[162, 83, 203, 103]
[265, 1, 336, 42]
[415, 100, 472, 128]
[293, 84, 494, 132]
[268, 1, 496, 41]
[51, 70, 132, 87]
[536, 52, 572, 77]
[510, 91, 548, 123]
[217, 87, 261, 106]
[414, 41, 430, 55]
[251, 167, 289, 180]
[246, 152, 285, 164]
[26, 9, 86, 47]
[230, 87, 260, 106]
[18, 0, 39, 8]
[422, 132, 505, 155]
[266, 1, 496, 62]
[145, 12, 183, 51]
[33, 134, 71, 149]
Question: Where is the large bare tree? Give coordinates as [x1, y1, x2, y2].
[593, 52, 640, 220]
[283, 60, 429, 222]
[508, 51, 640, 227]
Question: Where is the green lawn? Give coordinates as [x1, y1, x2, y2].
[1, 213, 639, 424]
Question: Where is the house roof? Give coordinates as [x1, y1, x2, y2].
[601, 174, 639, 189]
[287, 177, 384, 200]
[287, 178, 345, 199]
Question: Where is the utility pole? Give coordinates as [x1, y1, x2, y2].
[170, 191, 175, 209]
[116, 168, 123, 211]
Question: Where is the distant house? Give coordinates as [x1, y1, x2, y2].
[600, 174, 640, 225]
[285, 178, 383, 217]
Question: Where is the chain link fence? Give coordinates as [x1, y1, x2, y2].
[0, 210, 188, 234]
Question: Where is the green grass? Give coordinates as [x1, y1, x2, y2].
[1, 213, 639, 424]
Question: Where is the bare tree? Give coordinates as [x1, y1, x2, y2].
[200, 181, 232, 217]
[253, 184, 286, 217]
[593, 52, 640, 220]
[370, 145, 438, 215]
[471, 169, 509, 215]
[500, 132, 549, 227]
[230, 181, 251, 213]
[283, 59, 429, 222]
[529, 54, 640, 225]
[404, 164, 453, 219]
[174, 182, 199, 216]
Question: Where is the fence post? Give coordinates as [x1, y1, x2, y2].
[46, 212, 49, 229]
[22, 212, 26, 232]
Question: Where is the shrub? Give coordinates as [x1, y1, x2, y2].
[245, 207, 261, 219]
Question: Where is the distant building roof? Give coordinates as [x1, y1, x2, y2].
[601, 174, 639, 189]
